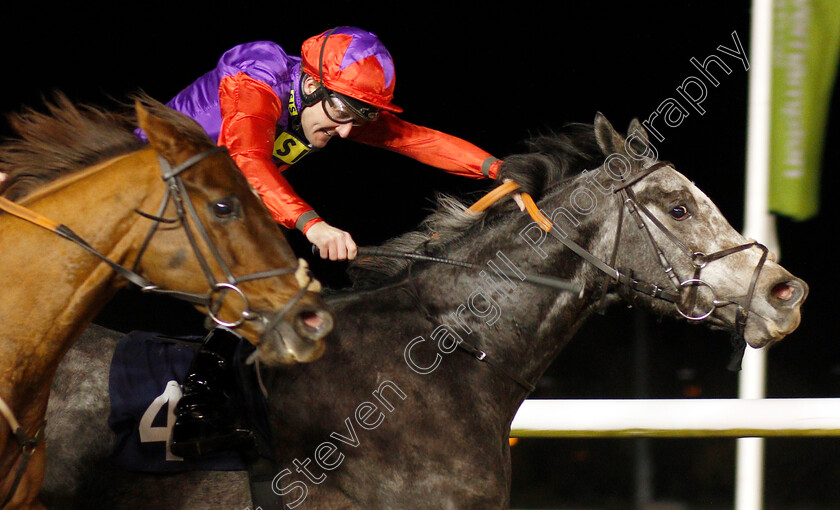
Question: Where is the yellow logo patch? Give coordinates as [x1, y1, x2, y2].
[273, 131, 311, 165]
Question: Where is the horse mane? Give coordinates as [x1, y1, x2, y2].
[0, 92, 211, 201]
[347, 122, 607, 288]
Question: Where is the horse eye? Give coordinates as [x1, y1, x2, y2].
[670, 205, 690, 220]
[211, 197, 239, 219]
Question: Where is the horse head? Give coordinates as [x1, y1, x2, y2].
[132, 99, 333, 364]
[584, 112, 807, 349]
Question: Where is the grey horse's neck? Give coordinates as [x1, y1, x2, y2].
[403, 184, 618, 410]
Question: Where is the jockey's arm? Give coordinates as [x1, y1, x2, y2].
[349, 112, 502, 179]
[349, 113, 524, 211]
[217, 73, 325, 233]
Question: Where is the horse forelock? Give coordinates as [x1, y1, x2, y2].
[0, 92, 211, 201]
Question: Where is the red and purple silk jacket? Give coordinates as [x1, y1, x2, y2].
[166, 41, 501, 232]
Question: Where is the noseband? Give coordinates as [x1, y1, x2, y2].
[523, 161, 768, 354]
[0, 146, 309, 328]
[361, 163, 767, 395]
[609, 162, 768, 339]
[135, 147, 311, 328]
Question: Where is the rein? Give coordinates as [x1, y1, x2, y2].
[0, 145, 306, 507]
[137, 149, 306, 327]
[0, 147, 304, 326]
[388, 162, 766, 392]
[510, 162, 766, 335]
[518, 161, 765, 368]
[355, 246, 583, 296]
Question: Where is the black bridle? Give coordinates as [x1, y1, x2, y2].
[504, 161, 766, 387]
[0, 146, 311, 508]
[135, 147, 311, 328]
[381, 161, 769, 394]
[610, 162, 768, 335]
[0, 146, 309, 326]
[550, 161, 767, 368]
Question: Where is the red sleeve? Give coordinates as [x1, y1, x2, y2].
[348, 112, 501, 179]
[217, 72, 322, 232]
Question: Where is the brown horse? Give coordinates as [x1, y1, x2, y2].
[0, 95, 333, 509]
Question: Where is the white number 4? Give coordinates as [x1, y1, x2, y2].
[139, 379, 184, 461]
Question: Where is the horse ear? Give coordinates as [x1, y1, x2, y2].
[135, 101, 185, 164]
[628, 118, 648, 141]
[593, 112, 624, 156]
[626, 118, 658, 162]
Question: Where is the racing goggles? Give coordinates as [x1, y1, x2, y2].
[321, 91, 380, 126]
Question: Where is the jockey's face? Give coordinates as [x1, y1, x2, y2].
[300, 77, 355, 149]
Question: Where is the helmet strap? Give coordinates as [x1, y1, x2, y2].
[300, 27, 382, 121]
[298, 73, 326, 109]
[300, 26, 341, 108]
[318, 27, 340, 84]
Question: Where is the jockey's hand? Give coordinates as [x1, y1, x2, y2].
[306, 221, 358, 261]
[512, 192, 526, 212]
[504, 179, 526, 212]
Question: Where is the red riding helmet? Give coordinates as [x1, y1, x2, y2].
[300, 26, 402, 114]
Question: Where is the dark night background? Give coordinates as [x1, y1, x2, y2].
[2, 2, 838, 508]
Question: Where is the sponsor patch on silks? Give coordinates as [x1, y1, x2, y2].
[272, 130, 311, 166]
[108, 330, 247, 473]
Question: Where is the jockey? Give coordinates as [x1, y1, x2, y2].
[168, 26, 514, 460]
[165, 26, 504, 261]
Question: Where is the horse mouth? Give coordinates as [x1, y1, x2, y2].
[294, 308, 334, 342]
[256, 306, 333, 365]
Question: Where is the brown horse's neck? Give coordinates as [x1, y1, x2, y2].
[0, 148, 163, 487]
[14, 153, 136, 206]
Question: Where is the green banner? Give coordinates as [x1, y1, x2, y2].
[770, 0, 840, 220]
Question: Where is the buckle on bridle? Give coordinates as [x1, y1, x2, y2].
[208, 282, 252, 328]
[676, 278, 716, 321]
[691, 252, 708, 269]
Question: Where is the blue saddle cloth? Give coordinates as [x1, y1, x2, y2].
[107, 330, 248, 473]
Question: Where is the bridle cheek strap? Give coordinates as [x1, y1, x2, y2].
[514, 164, 767, 342]
[0, 145, 312, 507]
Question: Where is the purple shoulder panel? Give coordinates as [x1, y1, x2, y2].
[166, 41, 301, 141]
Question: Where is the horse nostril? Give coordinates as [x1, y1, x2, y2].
[772, 282, 795, 300]
[771, 280, 805, 304]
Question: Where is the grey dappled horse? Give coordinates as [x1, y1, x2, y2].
[41, 114, 807, 509]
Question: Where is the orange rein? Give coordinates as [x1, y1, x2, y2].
[468, 180, 521, 213]
[0, 196, 63, 233]
[468, 180, 552, 232]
